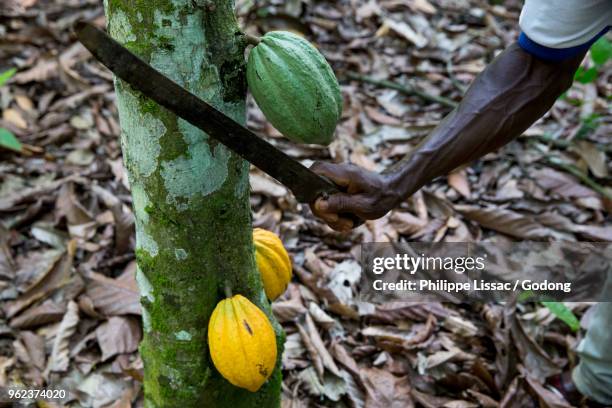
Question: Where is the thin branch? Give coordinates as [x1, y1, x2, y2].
[446, 60, 468, 94]
[345, 71, 458, 109]
[525, 133, 612, 153]
[524, 133, 571, 149]
[545, 157, 612, 200]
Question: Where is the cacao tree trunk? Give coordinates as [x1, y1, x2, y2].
[103, 1, 283, 406]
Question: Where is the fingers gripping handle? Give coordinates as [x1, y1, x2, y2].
[318, 178, 365, 228]
[342, 211, 365, 228]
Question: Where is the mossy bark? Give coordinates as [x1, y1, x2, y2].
[103, 1, 283, 406]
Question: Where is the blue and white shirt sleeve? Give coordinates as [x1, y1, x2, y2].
[518, 0, 612, 61]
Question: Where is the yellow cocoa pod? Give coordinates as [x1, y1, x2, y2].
[208, 294, 277, 392]
[253, 228, 292, 300]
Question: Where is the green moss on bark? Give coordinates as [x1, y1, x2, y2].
[105, 1, 283, 406]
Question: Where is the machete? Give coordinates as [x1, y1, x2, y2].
[75, 22, 361, 224]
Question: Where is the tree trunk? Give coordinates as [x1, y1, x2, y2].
[103, 1, 283, 406]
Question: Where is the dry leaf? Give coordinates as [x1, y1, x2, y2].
[96, 316, 142, 361]
[20, 331, 46, 370]
[448, 169, 471, 198]
[389, 211, 427, 236]
[15, 94, 34, 111]
[379, 19, 427, 48]
[369, 301, 450, 323]
[19, 0, 38, 9]
[45, 300, 79, 374]
[411, 0, 436, 14]
[13, 59, 58, 84]
[250, 171, 288, 198]
[308, 302, 336, 329]
[509, 310, 561, 380]
[296, 366, 347, 402]
[362, 314, 436, 350]
[10, 299, 66, 329]
[362, 368, 413, 408]
[0, 224, 16, 279]
[530, 167, 597, 199]
[56, 182, 93, 226]
[272, 297, 307, 323]
[364, 106, 402, 125]
[3, 108, 28, 129]
[0, 357, 15, 387]
[411, 389, 476, 408]
[85, 268, 140, 316]
[296, 313, 342, 378]
[0, 174, 81, 211]
[572, 140, 608, 178]
[5, 241, 75, 318]
[454, 205, 563, 240]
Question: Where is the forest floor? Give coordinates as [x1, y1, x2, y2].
[0, 0, 611, 407]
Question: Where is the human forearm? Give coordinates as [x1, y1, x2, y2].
[386, 43, 584, 198]
[310, 43, 586, 230]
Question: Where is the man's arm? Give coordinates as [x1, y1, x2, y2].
[311, 43, 585, 231]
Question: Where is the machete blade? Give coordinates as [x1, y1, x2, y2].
[74, 22, 340, 204]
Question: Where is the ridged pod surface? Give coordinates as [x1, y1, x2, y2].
[208, 294, 277, 392]
[247, 31, 342, 145]
[253, 228, 292, 300]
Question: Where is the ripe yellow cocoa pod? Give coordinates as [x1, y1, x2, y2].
[208, 294, 277, 392]
[253, 228, 292, 300]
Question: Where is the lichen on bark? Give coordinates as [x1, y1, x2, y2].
[104, 1, 283, 406]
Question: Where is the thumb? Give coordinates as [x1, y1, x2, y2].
[310, 162, 352, 188]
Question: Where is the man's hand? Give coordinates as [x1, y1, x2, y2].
[309, 162, 401, 231]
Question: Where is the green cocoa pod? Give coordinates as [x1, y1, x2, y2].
[247, 31, 342, 145]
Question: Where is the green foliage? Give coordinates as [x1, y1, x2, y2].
[574, 37, 612, 84]
[575, 113, 601, 139]
[0, 68, 16, 87]
[517, 290, 535, 302]
[574, 66, 598, 84]
[517, 294, 581, 332]
[590, 36, 612, 66]
[542, 301, 580, 332]
[0, 68, 21, 153]
[0, 128, 22, 153]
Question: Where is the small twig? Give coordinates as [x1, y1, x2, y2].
[96, 253, 136, 269]
[244, 33, 261, 46]
[445, 60, 468, 94]
[545, 157, 612, 200]
[525, 133, 612, 153]
[524, 133, 571, 149]
[345, 71, 458, 109]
